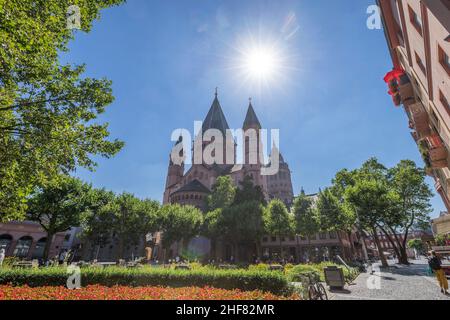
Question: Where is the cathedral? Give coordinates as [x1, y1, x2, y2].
[163, 92, 294, 212]
[160, 92, 294, 261]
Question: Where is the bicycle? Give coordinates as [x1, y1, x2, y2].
[304, 273, 328, 300]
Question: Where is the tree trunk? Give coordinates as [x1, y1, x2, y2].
[372, 228, 388, 267]
[336, 231, 346, 261]
[307, 236, 312, 262]
[399, 228, 411, 265]
[210, 238, 217, 262]
[279, 235, 283, 262]
[43, 232, 54, 262]
[347, 230, 355, 260]
[296, 235, 300, 263]
[116, 237, 125, 262]
[379, 225, 401, 259]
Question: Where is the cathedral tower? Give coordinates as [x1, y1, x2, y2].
[242, 99, 267, 194]
[163, 137, 184, 204]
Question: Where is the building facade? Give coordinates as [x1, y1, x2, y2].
[0, 221, 66, 260]
[379, 0, 450, 210]
[160, 92, 295, 262]
[432, 211, 450, 236]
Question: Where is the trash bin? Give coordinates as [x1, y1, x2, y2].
[324, 266, 345, 290]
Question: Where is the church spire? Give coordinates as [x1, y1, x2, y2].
[243, 98, 261, 129]
[201, 88, 230, 135]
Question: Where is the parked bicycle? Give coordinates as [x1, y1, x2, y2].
[303, 273, 328, 300]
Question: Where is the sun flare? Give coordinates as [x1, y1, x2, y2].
[243, 46, 279, 80]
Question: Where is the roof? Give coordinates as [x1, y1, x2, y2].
[243, 101, 261, 129]
[208, 163, 234, 175]
[171, 179, 210, 195]
[202, 95, 230, 135]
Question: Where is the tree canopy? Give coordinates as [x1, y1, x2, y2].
[0, 0, 125, 221]
[27, 175, 93, 260]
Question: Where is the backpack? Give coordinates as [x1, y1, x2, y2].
[428, 257, 441, 271]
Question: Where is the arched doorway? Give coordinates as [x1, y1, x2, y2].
[32, 237, 47, 259]
[13, 236, 33, 258]
[0, 234, 13, 253]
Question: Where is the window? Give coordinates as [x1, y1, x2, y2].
[0, 234, 13, 252]
[408, 5, 422, 36]
[438, 45, 450, 76]
[394, 18, 404, 46]
[319, 233, 327, 240]
[440, 90, 450, 111]
[415, 52, 426, 75]
[329, 231, 337, 239]
[13, 236, 33, 258]
[262, 237, 268, 243]
[271, 236, 276, 242]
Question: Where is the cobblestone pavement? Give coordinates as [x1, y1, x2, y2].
[330, 259, 450, 300]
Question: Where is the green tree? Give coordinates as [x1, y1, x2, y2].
[0, 0, 125, 221]
[382, 160, 433, 264]
[220, 201, 266, 262]
[435, 234, 449, 246]
[316, 188, 356, 260]
[202, 208, 223, 260]
[158, 204, 203, 259]
[27, 176, 92, 260]
[292, 191, 320, 261]
[79, 188, 116, 258]
[407, 238, 425, 254]
[206, 176, 236, 211]
[265, 199, 293, 259]
[234, 175, 266, 205]
[80, 191, 160, 261]
[345, 179, 395, 267]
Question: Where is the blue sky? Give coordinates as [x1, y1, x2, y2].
[64, 0, 445, 218]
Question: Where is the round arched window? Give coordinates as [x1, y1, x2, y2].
[0, 234, 13, 252]
[13, 236, 33, 258]
[32, 237, 47, 259]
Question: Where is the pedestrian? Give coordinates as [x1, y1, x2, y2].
[0, 248, 5, 267]
[428, 251, 449, 295]
[58, 249, 67, 265]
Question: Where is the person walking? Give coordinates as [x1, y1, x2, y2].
[428, 251, 449, 295]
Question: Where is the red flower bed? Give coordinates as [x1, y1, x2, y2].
[0, 285, 299, 300]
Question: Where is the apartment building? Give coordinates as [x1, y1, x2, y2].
[379, 0, 450, 210]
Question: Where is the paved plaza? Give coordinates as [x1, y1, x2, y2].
[331, 260, 450, 300]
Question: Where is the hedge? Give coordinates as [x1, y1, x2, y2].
[286, 262, 359, 283]
[0, 267, 291, 296]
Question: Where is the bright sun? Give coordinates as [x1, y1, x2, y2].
[241, 45, 280, 82]
[244, 47, 278, 79]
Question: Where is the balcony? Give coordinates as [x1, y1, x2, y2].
[407, 102, 431, 139]
[427, 135, 448, 168]
[398, 82, 415, 105]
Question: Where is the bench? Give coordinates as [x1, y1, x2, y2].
[12, 260, 38, 269]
